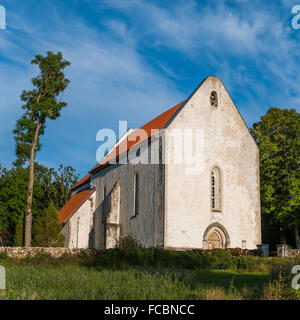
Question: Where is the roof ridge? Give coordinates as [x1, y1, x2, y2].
[70, 99, 185, 191]
[90, 100, 185, 174]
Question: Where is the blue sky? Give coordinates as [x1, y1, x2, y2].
[0, 0, 299, 178]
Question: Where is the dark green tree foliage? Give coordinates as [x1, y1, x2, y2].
[14, 214, 25, 247]
[42, 165, 79, 211]
[0, 166, 35, 233]
[13, 51, 70, 246]
[0, 163, 78, 246]
[251, 108, 300, 247]
[33, 203, 65, 247]
[0, 165, 8, 233]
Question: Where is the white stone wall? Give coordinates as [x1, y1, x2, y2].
[105, 181, 121, 249]
[62, 191, 96, 249]
[91, 145, 165, 250]
[65, 76, 261, 251]
[164, 76, 261, 249]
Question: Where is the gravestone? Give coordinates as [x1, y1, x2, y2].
[276, 244, 292, 257]
[256, 244, 269, 257]
[0, 265, 5, 290]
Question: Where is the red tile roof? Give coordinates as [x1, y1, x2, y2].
[70, 100, 185, 190]
[90, 100, 185, 174]
[70, 174, 91, 191]
[58, 188, 95, 224]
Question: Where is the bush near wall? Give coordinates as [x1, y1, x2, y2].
[90, 247, 299, 272]
[0, 246, 299, 273]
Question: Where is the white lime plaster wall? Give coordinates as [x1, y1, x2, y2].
[164, 76, 261, 249]
[62, 191, 96, 249]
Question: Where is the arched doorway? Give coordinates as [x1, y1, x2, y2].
[203, 223, 230, 249]
[207, 230, 223, 249]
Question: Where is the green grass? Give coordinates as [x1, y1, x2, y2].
[0, 263, 269, 300]
[0, 248, 299, 300]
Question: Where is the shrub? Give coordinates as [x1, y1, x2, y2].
[204, 249, 234, 269]
[33, 203, 65, 247]
[90, 248, 265, 271]
[14, 215, 24, 246]
[0, 251, 8, 260]
[116, 234, 142, 249]
[226, 248, 261, 257]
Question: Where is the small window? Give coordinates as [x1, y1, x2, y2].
[76, 217, 80, 248]
[210, 91, 218, 107]
[102, 185, 107, 223]
[133, 173, 139, 216]
[159, 136, 163, 164]
[211, 167, 221, 211]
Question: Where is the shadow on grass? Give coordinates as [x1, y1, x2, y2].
[180, 269, 268, 290]
[144, 268, 270, 299]
[87, 260, 270, 299]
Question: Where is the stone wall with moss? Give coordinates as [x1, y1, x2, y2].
[0, 247, 100, 259]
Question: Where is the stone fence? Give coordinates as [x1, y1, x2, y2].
[0, 245, 299, 259]
[0, 247, 100, 259]
[276, 244, 300, 258]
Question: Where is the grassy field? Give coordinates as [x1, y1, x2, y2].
[0, 248, 299, 300]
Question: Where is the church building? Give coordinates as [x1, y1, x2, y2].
[58, 76, 261, 250]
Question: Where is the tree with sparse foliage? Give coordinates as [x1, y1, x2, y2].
[42, 165, 79, 211]
[13, 51, 70, 247]
[33, 203, 65, 247]
[251, 108, 300, 247]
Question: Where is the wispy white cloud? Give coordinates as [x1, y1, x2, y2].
[101, 0, 300, 109]
[0, 0, 299, 176]
[0, 1, 184, 174]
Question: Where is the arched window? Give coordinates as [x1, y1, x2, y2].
[211, 167, 221, 211]
[210, 91, 218, 107]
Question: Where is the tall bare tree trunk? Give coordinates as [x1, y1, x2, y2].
[24, 121, 41, 247]
[295, 226, 300, 249]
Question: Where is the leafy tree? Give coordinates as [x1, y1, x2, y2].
[41, 165, 79, 211]
[0, 165, 6, 177]
[0, 165, 9, 238]
[251, 108, 300, 247]
[33, 203, 65, 247]
[13, 51, 70, 246]
[54, 165, 78, 210]
[0, 163, 78, 246]
[14, 214, 24, 246]
[0, 166, 34, 233]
